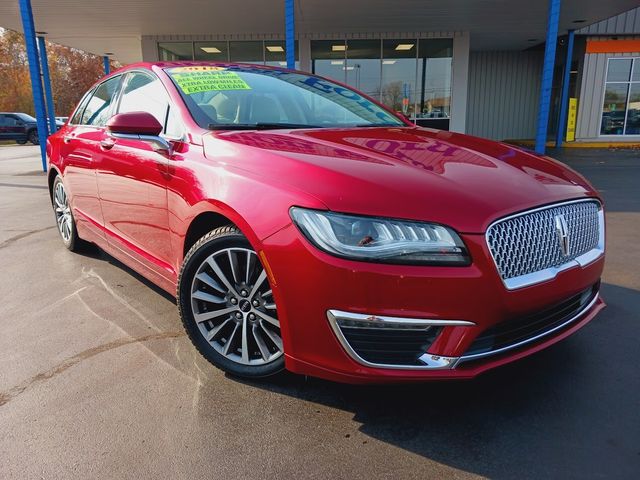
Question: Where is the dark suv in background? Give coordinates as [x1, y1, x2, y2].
[0, 113, 64, 145]
[0, 113, 39, 144]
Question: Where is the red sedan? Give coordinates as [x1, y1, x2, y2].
[47, 62, 605, 383]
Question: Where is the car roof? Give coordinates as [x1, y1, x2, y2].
[112, 61, 296, 75]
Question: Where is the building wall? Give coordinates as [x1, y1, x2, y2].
[575, 36, 640, 140]
[578, 7, 640, 35]
[466, 51, 543, 140]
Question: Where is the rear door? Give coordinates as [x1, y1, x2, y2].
[0, 115, 8, 140]
[0, 114, 26, 141]
[61, 76, 122, 243]
[97, 70, 184, 283]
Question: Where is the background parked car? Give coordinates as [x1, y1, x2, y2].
[0, 112, 65, 145]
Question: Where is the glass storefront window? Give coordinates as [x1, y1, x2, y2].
[264, 40, 299, 69]
[626, 84, 640, 135]
[311, 40, 347, 82]
[381, 39, 417, 115]
[158, 42, 193, 61]
[194, 42, 228, 61]
[229, 41, 264, 64]
[417, 39, 452, 120]
[600, 58, 640, 135]
[345, 40, 381, 99]
[310, 38, 453, 127]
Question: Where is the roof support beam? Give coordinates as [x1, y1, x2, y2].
[18, 0, 48, 172]
[535, 0, 561, 154]
[555, 29, 575, 147]
[37, 35, 57, 135]
[285, 0, 295, 69]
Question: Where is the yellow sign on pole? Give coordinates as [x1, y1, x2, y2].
[566, 98, 577, 142]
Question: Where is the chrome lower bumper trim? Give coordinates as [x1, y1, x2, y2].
[326, 310, 469, 370]
[457, 292, 600, 364]
[327, 289, 599, 370]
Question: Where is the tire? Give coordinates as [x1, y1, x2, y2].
[28, 129, 39, 145]
[178, 226, 285, 378]
[51, 176, 82, 251]
[16, 138, 27, 145]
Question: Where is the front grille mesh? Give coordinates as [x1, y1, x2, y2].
[487, 201, 600, 281]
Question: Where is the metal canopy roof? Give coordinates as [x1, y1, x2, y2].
[0, 0, 638, 64]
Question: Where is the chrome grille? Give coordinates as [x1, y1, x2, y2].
[487, 200, 602, 289]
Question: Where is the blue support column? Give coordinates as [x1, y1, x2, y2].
[285, 0, 295, 69]
[37, 36, 57, 135]
[103, 55, 110, 75]
[555, 30, 575, 147]
[535, 0, 561, 154]
[18, 0, 48, 172]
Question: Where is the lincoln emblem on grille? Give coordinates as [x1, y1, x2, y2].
[554, 214, 570, 256]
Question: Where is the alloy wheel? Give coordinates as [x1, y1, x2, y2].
[53, 181, 73, 243]
[190, 247, 283, 366]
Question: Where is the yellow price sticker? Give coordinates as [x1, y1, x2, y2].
[170, 67, 251, 94]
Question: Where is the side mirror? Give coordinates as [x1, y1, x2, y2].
[106, 111, 172, 156]
[106, 111, 162, 136]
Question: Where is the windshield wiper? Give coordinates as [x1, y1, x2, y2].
[208, 122, 323, 131]
[351, 123, 406, 128]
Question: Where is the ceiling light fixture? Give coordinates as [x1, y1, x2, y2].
[383, 60, 397, 65]
[331, 60, 344, 65]
[200, 47, 222, 53]
[395, 43, 414, 51]
[266, 46, 284, 52]
[332, 44, 347, 51]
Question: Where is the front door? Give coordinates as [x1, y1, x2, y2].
[97, 71, 181, 285]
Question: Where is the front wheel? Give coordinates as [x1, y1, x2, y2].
[16, 138, 27, 145]
[28, 129, 39, 145]
[178, 226, 285, 378]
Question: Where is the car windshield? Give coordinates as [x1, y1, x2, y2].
[165, 65, 405, 130]
[15, 113, 36, 122]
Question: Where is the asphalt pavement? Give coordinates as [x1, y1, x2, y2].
[0, 144, 638, 479]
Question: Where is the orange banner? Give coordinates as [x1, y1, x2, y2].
[586, 40, 640, 54]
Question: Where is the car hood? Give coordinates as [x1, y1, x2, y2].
[205, 127, 599, 233]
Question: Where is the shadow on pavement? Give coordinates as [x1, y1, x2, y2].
[227, 282, 640, 479]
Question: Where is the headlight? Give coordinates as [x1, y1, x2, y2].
[290, 207, 470, 266]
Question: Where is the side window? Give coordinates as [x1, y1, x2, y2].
[81, 76, 121, 126]
[4, 115, 19, 126]
[0, 115, 8, 126]
[165, 106, 183, 138]
[118, 71, 183, 138]
[70, 89, 94, 125]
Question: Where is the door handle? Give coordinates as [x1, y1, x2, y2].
[100, 138, 115, 150]
[63, 135, 74, 144]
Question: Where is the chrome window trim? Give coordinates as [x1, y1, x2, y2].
[485, 199, 605, 290]
[457, 291, 600, 364]
[326, 310, 472, 370]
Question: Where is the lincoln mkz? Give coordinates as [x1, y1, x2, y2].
[46, 62, 605, 383]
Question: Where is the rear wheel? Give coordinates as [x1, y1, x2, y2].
[16, 138, 27, 145]
[28, 129, 39, 145]
[178, 226, 284, 378]
[52, 176, 81, 251]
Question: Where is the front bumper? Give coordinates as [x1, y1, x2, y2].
[261, 223, 606, 384]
